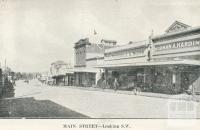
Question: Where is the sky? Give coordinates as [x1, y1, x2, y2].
[0, 0, 200, 72]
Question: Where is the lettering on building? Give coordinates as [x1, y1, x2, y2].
[155, 39, 200, 51]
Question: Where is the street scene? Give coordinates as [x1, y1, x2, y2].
[1, 0, 200, 119]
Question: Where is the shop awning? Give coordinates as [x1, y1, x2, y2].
[52, 75, 65, 78]
[65, 71, 74, 74]
[52, 71, 74, 78]
[73, 68, 98, 73]
[95, 59, 200, 68]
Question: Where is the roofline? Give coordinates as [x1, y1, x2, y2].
[105, 40, 147, 54]
[165, 20, 191, 33]
[74, 38, 91, 48]
[101, 39, 117, 43]
[152, 26, 200, 40]
[86, 57, 104, 61]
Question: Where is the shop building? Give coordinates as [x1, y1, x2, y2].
[151, 21, 200, 94]
[99, 21, 200, 94]
[99, 40, 150, 90]
[74, 38, 116, 87]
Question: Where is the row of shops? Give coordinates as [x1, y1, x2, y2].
[72, 21, 200, 95]
[46, 21, 200, 95]
[97, 21, 200, 94]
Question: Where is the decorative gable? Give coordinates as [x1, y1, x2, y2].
[165, 21, 191, 33]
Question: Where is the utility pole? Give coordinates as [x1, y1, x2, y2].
[192, 84, 196, 101]
[4, 58, 6, 73]
[3, 58, 7, 87]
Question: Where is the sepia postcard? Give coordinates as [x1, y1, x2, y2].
[1, 0, 200, 129]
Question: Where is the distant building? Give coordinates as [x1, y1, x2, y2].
[50, 60, 74, 86]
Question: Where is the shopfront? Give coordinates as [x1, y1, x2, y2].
[52, 72, 74, 86]
[101, 59, 200, 94]
[74, 68, 97, 87]
[103, 67, 148, 90]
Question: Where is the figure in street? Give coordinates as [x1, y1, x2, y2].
[113, 78, 119, 91]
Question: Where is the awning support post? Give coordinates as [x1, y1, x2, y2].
[105, 69, 108, 86]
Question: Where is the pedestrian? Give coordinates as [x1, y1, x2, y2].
[133, 87, 138, 95]
[113, 78, 119, 91]
[186, 84, 193, 95]
[128, 81, 134, 90]
[132, 82, 139, 95]
[102, 79, 107, 89]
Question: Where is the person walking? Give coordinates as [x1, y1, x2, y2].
[102, 79, 107, 89]
[113, 78, 119, 91]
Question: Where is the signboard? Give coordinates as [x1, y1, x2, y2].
[155, 39, 200, 51]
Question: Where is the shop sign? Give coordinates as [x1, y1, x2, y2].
[155, 39, 200, 51]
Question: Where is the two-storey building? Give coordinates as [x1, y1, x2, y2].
[99, 40, 150, 90]
[99, 21, 200, 94]
[151, 21, 200, 94]
[74, 38, 116, 87]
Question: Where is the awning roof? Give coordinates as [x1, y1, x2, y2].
[65, 71, 74, 74]
[52, 71, 74, 77]
[73, 68, 97, 73]
[95, 59, 200, 68]
[105, 40, 147, 54]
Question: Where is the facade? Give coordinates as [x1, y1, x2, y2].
[151, 21, 200, 94]
[99, 21, 200, 94]
[100, 40, 150, 90]
[74, 38, 116, 87]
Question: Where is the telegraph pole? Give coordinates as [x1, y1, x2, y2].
[3, 58, 7, 87]
[4, 58, 6, 72]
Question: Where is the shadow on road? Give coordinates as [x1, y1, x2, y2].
[0, 97, 89, 118]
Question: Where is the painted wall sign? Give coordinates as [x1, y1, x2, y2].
[155, 39, 200, 51]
